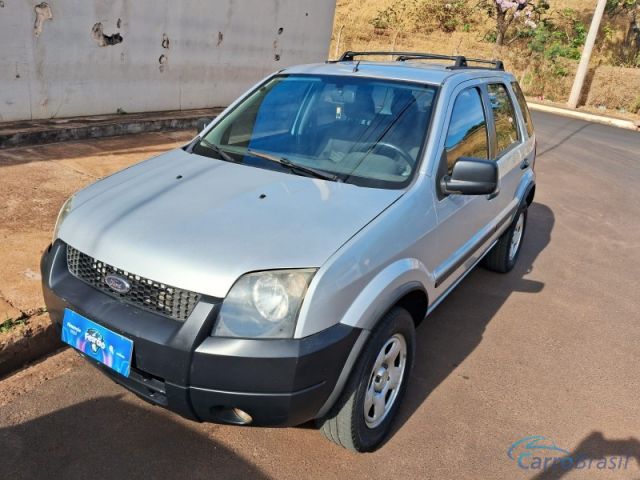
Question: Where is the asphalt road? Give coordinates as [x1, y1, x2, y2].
[1, 112, 639, 479]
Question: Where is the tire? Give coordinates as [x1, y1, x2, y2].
[482, 206, 528, 273]
[318, 307, 415, 452]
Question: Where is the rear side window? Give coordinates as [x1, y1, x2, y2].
[488, 83, 520, 156]
[511, 81, 534, 137]
[444, 87, 489, 173]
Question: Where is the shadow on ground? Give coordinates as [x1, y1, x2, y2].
[0, 395, 267, 479]
[390, 201, 554, 439]
[532, 432, 640, 479]
[536, 123, 590, 158]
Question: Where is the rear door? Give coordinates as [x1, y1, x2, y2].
[485, 82, 531, 223]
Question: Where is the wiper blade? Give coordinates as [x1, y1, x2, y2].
[246, 148, 339, 182]
[199, 138, 239, 164]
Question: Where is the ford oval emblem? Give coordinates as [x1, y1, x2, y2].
[104, 274, 131, 294]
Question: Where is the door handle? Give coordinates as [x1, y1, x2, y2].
[520, 159, 530, 170]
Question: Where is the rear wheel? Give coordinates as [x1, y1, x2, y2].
[483, 206, 527, 273]
[318, 307, 415, 452]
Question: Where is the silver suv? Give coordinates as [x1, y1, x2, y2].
[41, 51, 536, 452]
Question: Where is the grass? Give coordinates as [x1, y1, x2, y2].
[330, 0, 640, 116]
[0, 316, 27, 334]
[0, 307, 47, 334]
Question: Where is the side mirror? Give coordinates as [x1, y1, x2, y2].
[196, 118, 213, 134]
[440, 157, 498, 196]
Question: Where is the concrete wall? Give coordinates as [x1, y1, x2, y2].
[0, 0, 336, 121]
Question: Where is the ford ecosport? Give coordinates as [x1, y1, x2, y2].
[41, 51, 536, 452]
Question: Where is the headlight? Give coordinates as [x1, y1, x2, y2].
[213, 269, 316, 339]
[52, 196, 75, 242]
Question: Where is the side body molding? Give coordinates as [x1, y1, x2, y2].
[515, 169, 536, 207]
[314, 258, 432, 419]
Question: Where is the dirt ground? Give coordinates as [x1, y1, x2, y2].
[0, 131, 194, 371]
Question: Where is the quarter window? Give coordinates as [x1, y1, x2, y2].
[488, 83, 520, 156]
[445, 87, 489, 173]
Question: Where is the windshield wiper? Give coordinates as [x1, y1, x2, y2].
[246, 148, 339, 182]
[198, 138, 239, 164]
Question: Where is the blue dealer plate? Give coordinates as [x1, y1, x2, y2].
[61, 308, 133, 377]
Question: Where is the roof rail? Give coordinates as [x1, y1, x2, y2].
[333, 51, 504, 71]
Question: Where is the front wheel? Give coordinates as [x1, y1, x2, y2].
[318, 307, 415, 452]
[483, 207, 528, 273]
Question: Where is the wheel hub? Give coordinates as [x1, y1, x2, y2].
[509, 212, 525, 261]
[373, 366, 390, 392]
[364, 334, 408, 429]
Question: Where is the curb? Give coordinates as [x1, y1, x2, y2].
[528, 102, 639, 132]
[0, 314, 62, 378]
[0, 108, 224, 149]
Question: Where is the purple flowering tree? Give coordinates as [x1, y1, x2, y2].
[488, 0, 543, 45]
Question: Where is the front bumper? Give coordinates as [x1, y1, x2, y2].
[41, 241, 361, 427]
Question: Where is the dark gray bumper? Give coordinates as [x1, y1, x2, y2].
[41, 240, 361, 426]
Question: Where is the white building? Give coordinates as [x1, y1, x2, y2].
[0, 0, 336, 121]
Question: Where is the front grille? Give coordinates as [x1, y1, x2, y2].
[66, 245, 200, 321]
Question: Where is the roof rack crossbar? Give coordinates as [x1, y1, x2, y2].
[334, 51, 504, 71]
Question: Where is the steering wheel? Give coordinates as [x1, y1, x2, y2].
[360, 141, 414, 175]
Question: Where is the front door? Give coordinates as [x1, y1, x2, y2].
[430, 83, 497, 297]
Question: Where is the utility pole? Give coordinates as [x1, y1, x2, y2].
[567, 0, 607, 109]
[334, 25, 345, 60]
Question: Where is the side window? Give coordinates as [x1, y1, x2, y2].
[488, 83, 520, 156]
[511, 81, 534, 137]
[445, 87, 489, 173]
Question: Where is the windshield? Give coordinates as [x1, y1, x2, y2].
[194, 75, 437, 188]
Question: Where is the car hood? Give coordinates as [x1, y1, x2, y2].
[59, 148, 403, 298]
